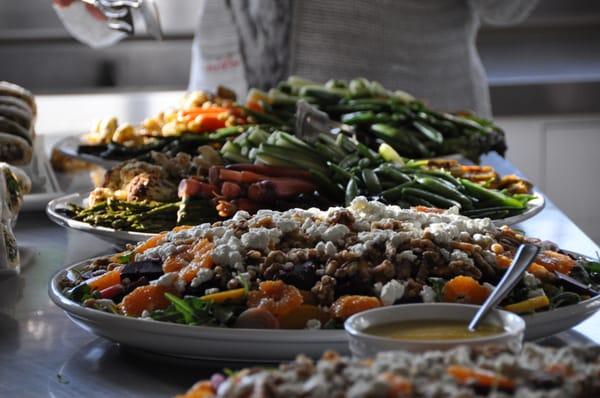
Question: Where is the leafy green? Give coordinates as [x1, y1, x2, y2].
[151, 294, 243, 326]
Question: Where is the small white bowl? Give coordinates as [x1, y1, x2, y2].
[345, 303, 525, 358]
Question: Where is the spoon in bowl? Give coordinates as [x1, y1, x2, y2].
[468, 243, 540, 332]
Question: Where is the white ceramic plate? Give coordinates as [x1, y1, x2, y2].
[492, 191, 545, 227]
[49, 254, 600, 362]
[46, 191, 546, 245]
[46, 193, 154, 246]
[54, 135, 120, 169]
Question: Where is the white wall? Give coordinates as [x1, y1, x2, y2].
[498, 114, 600, 245]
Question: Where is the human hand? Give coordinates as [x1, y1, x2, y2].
[52, 0, 107, 20]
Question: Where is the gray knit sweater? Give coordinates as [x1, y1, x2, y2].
[206, 0, 538, 117]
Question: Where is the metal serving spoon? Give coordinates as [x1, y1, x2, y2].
[468, 243, 541, 331]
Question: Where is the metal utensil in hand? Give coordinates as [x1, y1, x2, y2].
[294, 101, 354, 144]
[468, 243, 541, 331]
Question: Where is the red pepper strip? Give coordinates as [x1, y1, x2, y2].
[178, 178, 217, 199]
[218, 168, 270, 184]
[100, 284, 124, 299]
[226, 163, 312, 179]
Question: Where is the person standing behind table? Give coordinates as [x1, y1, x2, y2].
[53, 0, 538, 118]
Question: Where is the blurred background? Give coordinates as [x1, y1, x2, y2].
[1, 0, 599, 242]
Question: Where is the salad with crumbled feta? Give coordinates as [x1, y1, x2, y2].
[59, 198, 599, 329]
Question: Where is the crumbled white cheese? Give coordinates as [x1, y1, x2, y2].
[322, 224, 350, 243]
[420, 285, 437, 303]
[523, 271, 541, 288]
[316, 241, 337, 257]
[450, 249, 475, 267]
[190, 268, 214, 287]
[305, 319, 321, 329]
[380, 280, 406, 305]
[241, 227, 282, 251]
[151, 272, 179, 290]
[204, 288, 220, 295]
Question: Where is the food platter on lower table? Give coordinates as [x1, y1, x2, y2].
[48, 255, 600, 362]
[46, 190, 545, 245]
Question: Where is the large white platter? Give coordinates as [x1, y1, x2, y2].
[46, 192, 154, 246]
[49, 255, 600, 362]
[54, 135, 121, 170]
[46, 191, 546, 245]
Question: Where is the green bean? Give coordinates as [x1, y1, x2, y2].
[356, 142, 379, 163]
[374, 164, 411, 183]
[381, 181, 415, 202]
[415, 176, 474, 210]
[403, 194, 434, 208]
[460, 179, 524, 209]
[341, 111, 375, 125]
[345, 178, 359, 206]
[401, 187, 461, 209]
[361, 169, 382, 194]
[412, 121, 443, 144]
[327, 161, 354, 181]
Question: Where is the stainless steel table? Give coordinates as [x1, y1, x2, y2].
[1, 93, 599, 397]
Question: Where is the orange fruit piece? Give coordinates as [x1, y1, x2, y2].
[535, 250, 576, 274]
[119, 285, 172, 317]
[331, 295, 382, 321]
[378, 372, 412, 398]
[447, 365, 515, 391]
[442, 275, 490, 305]
[278, 304, 330, 329]
[246, 280, 303, 317]
[134, 233, 166, 254]
[87, 269, 121, 292]
[163, 255, 188, 273]
[175, 381, 215, 398]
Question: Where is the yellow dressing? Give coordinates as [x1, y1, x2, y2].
[364, 320, 504, 340]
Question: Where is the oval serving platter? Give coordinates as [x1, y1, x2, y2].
[49, 253, 599, 362]
[46, 191, 546, 245]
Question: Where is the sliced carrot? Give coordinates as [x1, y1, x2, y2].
[447, 365, 515, 391]
[413, 206, 444, 213]
[535, 250, 576, 274]
[190, 115, 227, 133]
[442, 275, 490, 305]
[181, 107, 229, 116]
[504, 295, 550, 314]
[87, 269, 121, 292]
[175, 381, 215, 398]
[201, 288, 246, 304]
[278, 304, 330, 329]
[218, 168, 269, 184]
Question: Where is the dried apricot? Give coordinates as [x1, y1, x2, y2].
[442, 275, 490, 305]
[163, 255, 188, 273]
[246, 280, 303, 317]
[378, 372, 412, 398]
[134, 233, 166, 254]
[87, 269, 121, 292]
[175, 381, 215, 398]
[119, 285, 172, 317]
[278, 304, 330, 329]
[535, 250, 576, 274]
[331, 295, 382, 321]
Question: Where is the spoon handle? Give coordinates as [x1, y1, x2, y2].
[468, 243, 540, 331]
